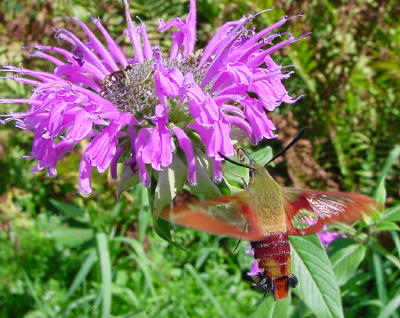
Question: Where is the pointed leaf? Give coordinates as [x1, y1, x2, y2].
[50, 199, 89, 223]
[252, 146, 273, 165]
[377, 294, 400, 318]
[373, 145, 400, 204]
[380, 205, 400, 223]
[330, 240, 366, 285]
[190, 153, 221, 198]
[65, 249, 98, 300]
[251, 296, 290, 318]
[116, 165, 140, 199]
[153, 154, 186, 215]
[373, 221, 400, 232]
[290, 234, 344, 318]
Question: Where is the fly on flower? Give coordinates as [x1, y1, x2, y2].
[160, 130, 382, 299]
[0, 0, 305, 193]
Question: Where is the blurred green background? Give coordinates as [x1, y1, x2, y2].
[0, 0, 399, 317]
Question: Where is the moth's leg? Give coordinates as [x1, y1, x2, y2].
[288, 274, 298, 288]
[232, 222, 248, 253]
[254, 277, 274, 294]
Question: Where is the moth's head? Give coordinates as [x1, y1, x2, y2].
[218, 128, 306, 181]
[219, 148, 267, 182]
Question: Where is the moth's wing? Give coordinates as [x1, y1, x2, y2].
[160, 190, 264, 240]
[284, 188, 381, 235]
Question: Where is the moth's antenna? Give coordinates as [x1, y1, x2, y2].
[232, 239, 242, 253]
[218, 152, 254, 170]
[264, 127, 306, 167]
[232, 222, 248, 253]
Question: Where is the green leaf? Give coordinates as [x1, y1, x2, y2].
[290, 234, 344, 318]
[190, 153, 221, 198]
[373, 180, 387, 205]
[112, 311, 149, 318]
[223, 158, 248, 187]
[23, 271, 55, 317]
[223, 146, 273, 188]
[380, 205, 400, 223]
[330, 241, 366, 285]
[153, 154, 186, 215]
[372, 252, 388, 303]
[371, 242, 400, 271]
[373, 145, 400, 203]
[116, 165, 140, 199]
[154, 217, 186, 251]
[97, 233, 112, 318]
[377, 294, 400, 318]
[373, 221, 400, 232]
[252, 146, 273, 165]
[61, 294, 98, 317]
[113, 236, 156, 296]
[185, 264, 228, 318]
[65, 249, 98, 301]
[390, 231, 400, 260]
[251, 296, 290, 318]
[50, 199, 89, 223]
[50, 227, 93, 247]
[216, 177, 232, 196]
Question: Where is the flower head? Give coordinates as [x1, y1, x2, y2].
[1, 0, 302, 194]
[247, 260, 261, 277]
[318, 226, 346, 247]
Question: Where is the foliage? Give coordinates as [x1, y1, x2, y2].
[0, 0, 399, 317]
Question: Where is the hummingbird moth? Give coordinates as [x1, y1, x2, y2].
[160, 129, 381, 300]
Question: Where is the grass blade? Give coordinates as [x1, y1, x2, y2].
[22, 271, 55, 317]
[97, 232, 112, 318]
[374, 145, 400, 203]
[377, 294, 400, 318]
[62, 294, 97, 316]
[185, 264, 227, 318]
[113, 236, 156, 296]
[390, 231, 400, 260]
[372, 252, 387, 304]
[65, 249, 98, 300]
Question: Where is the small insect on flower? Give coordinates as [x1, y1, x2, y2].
[0, 0, 304, 193]
[160, 130, 381, 300]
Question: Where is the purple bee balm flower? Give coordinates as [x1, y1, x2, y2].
[248, 260, 261, 277]
[0, 0, 304, 194]
[245, 245, 261, 277]
[318, 226, 346, 247]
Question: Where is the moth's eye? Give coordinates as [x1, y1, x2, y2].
[237, 148, 247, 163]
[249, 169, 255, 179]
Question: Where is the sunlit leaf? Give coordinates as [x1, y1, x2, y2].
[50, 199, 89, 223]
[251, 296, 289, 318]
[50, 227, 93, 247]
[380, 205, 400, 223]
[97, 233, 112, 318]
[153, 154, 186, 215]
[190, 153, 221, 198]
[290, 234, 344, 318]
[330, 240, 366, 286]
[116, 165, 140, 199]
[373, 221, 400, 232]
